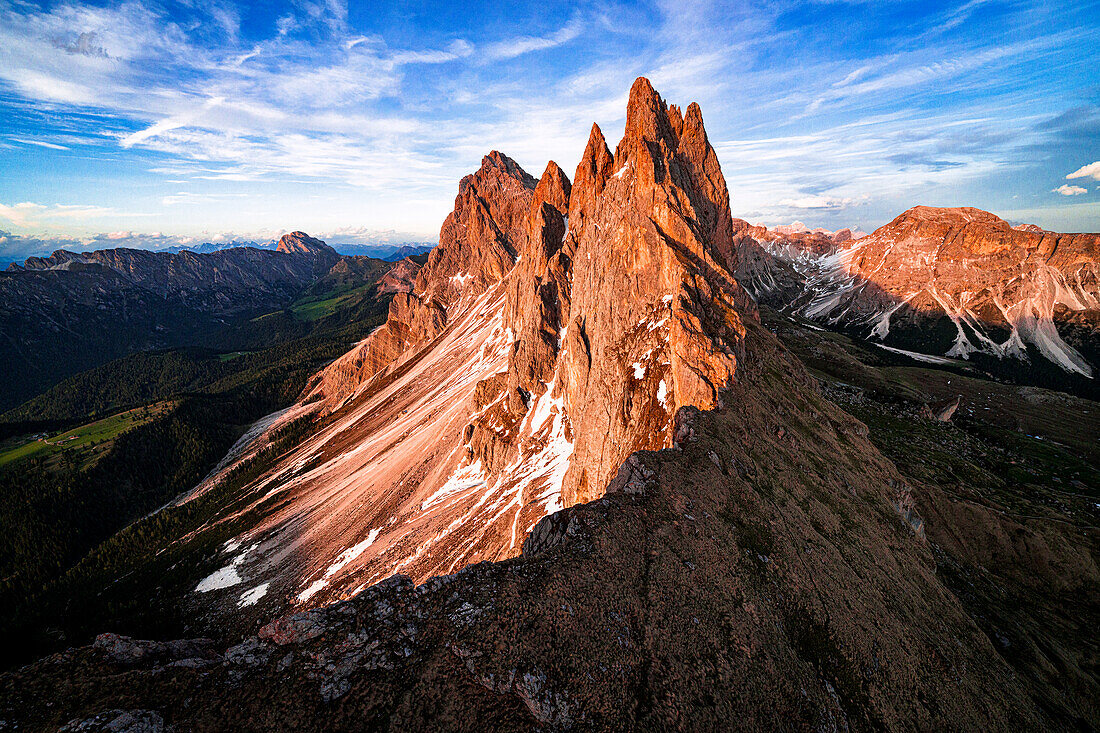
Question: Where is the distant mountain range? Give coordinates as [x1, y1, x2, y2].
[0, 232, 422, 412]
[736, 209, 1099, 395]
[165, 239, 433, 262]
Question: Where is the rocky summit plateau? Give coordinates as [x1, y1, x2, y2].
[1, 78, 1098, 733]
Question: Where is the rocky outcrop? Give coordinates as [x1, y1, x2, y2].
[178, 79, 766, 620]
[303, 152, 536, 411]
[276, 231, 337, 258]
[376, 256, 422, 294]
[469, 77, 759, 505]
[545, 78, 755, 506]
[921, 395, 961, 422]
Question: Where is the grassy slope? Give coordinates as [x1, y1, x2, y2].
[0, 402, 176, 470]
[764, 306, 1100, 724]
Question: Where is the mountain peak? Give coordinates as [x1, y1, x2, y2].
[891, 205, 1009, 229]
[619, 76, 679, 162]
[571, 123, 615, 212]
[534, 160, 571, 217]
[479, 150, 537, 187]
[276, 231, 336, 256]
[623, 76, 670, 141]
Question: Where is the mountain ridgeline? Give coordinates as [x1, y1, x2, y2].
[0, 233, 340, 410]
[735, 207, 1100, 396]
[3, 78, 1097, 731]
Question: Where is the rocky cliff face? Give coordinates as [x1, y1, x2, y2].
[175, 79, 761, 619]
[4, 318, 1072, 731]
[275, 231, 338, 263]
[742, 206, 1100, 385]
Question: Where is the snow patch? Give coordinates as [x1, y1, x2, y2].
[296, 529, 382, 603]
[633, 362, 646, 379]
[238, 583, 269, 608]
[194, 542, 257, 593]
[297, 579, 326, 603]
[195, 565, 242, 593]
[876, 344, 962, 366]
[869, 301, 907, 340]
[657, 380, 668, 407]
[422, 461, 486, 510]
[528, 377, 561, 434]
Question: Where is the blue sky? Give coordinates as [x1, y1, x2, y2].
[0, 0, 1098, 260]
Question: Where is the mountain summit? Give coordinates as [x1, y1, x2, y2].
[170, 77, 760, 618]
[276, 231, 339, 258]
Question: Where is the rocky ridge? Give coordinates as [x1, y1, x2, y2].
[0, 233, 392, 412]
[2, 314, 1072, 729]
[740, 206, 1100, 385]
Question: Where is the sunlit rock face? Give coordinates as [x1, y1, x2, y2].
[738, 205, 1100, 379]
[183, 77, 758, 619]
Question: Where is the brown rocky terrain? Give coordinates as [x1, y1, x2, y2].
[5, 315, 1091, 730]
[2, 78, 1096, 730]
[167, 78, 761, 623]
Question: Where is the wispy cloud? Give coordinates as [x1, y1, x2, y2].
[161, 191, 248, 205]
[0, 201, 150, 228]
[0, 0, 1095, 238]
[9, 138, 70, 150]
[776, 195, 858, 210]
[122, 97, 226, 148]
[482, 16, 582, 60]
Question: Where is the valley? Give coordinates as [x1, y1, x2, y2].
[0, 243, 419, 668]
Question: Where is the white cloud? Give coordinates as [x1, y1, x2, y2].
[0, 201, 148, 228]
[1066, 161, 1100, 181]
[10, 137, 70, 150]
[776, 195, 856, 210]
[0, 0, 1094, 238]
[1053, 185, 1088, 196]
[161, 192, 248, 206]
[482, 17, 582, 61]
[832, 64, 874, 88]
[121, 98, 226, 148]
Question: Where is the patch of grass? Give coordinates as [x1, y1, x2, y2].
[0, 402, 175, 471]
[290, 282, 377, 322]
